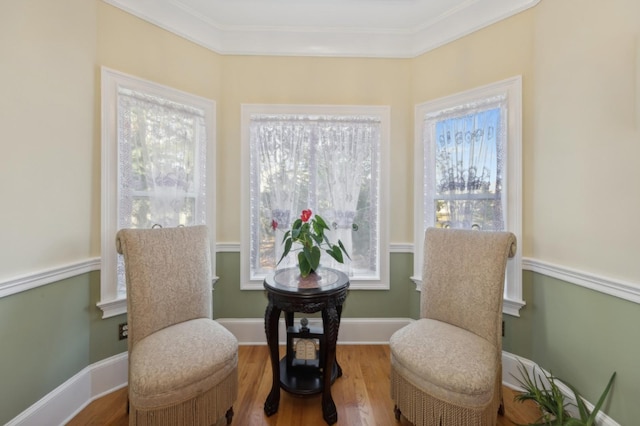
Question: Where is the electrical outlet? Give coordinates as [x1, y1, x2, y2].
[119, 322, 128, 340]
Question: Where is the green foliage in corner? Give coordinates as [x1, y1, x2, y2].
[513, 362, 616, 426]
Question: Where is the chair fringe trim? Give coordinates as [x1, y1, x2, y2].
[130, 366, 238, 426]
[390, 367, 499, 426]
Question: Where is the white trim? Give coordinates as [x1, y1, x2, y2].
[413, 76, 524, 315]
[502, 351, 619, 426]
[523, 257, 640, 305]
[217, 317, 412, 346]
[240, 104, 391, 292]
[216, 243, 241, 253]
[96, 297, 127, 319]
[216, 242, 413, 254]
[2, 256, 638, 311]
[100, 66, 217, 317]
[101, 0, 540, 59]
[0, 258, 100, 299]
[6, 352, 128, 426]
[390, 243, 414, 253]
[502, 297, 526, 317]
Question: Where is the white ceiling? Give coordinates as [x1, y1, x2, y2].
[103, 0, 540, 58]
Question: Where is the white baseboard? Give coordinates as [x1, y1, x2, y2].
[216, 317, 413, 345]
[8, 322, 618, 426]
[6, 352, 128, 426]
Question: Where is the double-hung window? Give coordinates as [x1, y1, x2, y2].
[241, 105, 390, 290]
[98, 67, 216, 318]
[414, 77, 524, 315]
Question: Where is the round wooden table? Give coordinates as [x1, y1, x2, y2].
[263, 267, 349, 425]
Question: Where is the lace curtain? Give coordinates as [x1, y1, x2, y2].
[250, 117, 310, 269]
[117, 88, 207, 293]
[424, 100, 505, 231]
[316, 118, 378, 271]
[250, 114, 380, 275]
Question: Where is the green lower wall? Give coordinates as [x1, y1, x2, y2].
[1, 255, 638, 424]
[212, 252, 416, 318]
[503, 271, 640, 426]
[0, 275, 91, 424]
[88, 272, 128, 364]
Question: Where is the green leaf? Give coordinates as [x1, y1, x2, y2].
[338, 240, 351, 260]
[314, 214, 330, 230]
[277, 238, 293, 265]
[512, 360, 616, 426]
[311, 231, 324, 245]
[291, 219, 303, 238]
[326, 245, 344, 263]
[582, 371, 616, 424]
[309, 246, 321, 270]
[297, 253, 312, 277]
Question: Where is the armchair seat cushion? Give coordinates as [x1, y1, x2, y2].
[129, 318, 238, 409]
[390, 318, 498, 408]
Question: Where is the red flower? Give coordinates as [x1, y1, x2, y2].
[300, 209, 312, 223]
[271, 219, 278, 230]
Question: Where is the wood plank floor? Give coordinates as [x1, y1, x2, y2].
[67, 345, 539, 426]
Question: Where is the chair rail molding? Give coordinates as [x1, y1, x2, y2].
[0, 258, 100, 299]
[522, 257, 640, 305]
[1, 254, 638, 308]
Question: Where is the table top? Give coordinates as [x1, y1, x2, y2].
[264, 267, 349, 296]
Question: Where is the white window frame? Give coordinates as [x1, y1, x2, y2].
[240, 104, 390, 290]
[413, 76, 525, 316]
[98, 67, 216, 318]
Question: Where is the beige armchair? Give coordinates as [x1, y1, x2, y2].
[116, 225, 238, 426]
[390, 228, 516, 425]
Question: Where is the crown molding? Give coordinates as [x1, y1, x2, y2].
[101, 0, 540, 58]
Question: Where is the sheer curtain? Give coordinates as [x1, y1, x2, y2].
[117, 88, 207, 293]
[250, 116, 310, 270]
[316, 117, 379, 274]
[427, 105, 504, 231]
[250, 114, 379, 275]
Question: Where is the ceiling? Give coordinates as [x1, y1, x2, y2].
[103, 0, 540, 58]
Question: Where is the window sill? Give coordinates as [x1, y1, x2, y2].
[97, 297, 127, 319]
[98, 276, 219, 319]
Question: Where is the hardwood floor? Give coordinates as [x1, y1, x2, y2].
[67, 345, 539, 426]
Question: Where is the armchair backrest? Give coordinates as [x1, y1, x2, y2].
[420, 227, 516, 347]
[115, 225, 212, 348]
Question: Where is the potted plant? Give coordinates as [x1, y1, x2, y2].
[513, 362, 616, 426]
[276, 209, 350, 277]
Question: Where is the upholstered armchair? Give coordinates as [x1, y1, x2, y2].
[390, 228, 516, 425]
[116, 225, 238, 426]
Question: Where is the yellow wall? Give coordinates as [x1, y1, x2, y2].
[218, 56, 413, 243]
[0, 0, 96, 280]
[531, 0, 640, 281]
[412, 10, 535, 252]
[96, 1, 224, 253]
[1, 0, 639, 284]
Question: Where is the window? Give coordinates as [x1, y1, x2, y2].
[414, 77, 524, 316]
[98, 67, 216, 318]
[241, 104, 390, 290]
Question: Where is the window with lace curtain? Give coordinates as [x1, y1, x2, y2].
[241, 105, 390, 290]
[98, 67, 216, 318]
[414, 77, 524, 316]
